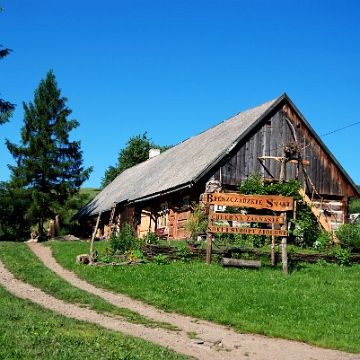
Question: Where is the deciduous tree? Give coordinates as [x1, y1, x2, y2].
[6, 70, 92, 239]
[101, 132, 171, 187]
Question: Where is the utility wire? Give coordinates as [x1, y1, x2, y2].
[262, 120, 360, 155]
[319, 121, 360, 137]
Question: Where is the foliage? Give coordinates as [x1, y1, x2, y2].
[57, 191, 93, 237]
[142, 231, 160, 245]
[335, 223, 360, 251]
[176, 244, 193, 263]
[152, 253, 170, 265]
[5, 70, 92, 239]
[236, 173, 319, 247]
[101, 132, 172, 187]
[0, 8, 15, 125]
[290, 203, 322, 248]
[349, 197, 360, 214]
[184, 201, 208, 240]
[126, 249, 147, 262]
[238, 172, 268, 195]
[111, 222, 139, 254]
[333, 247, 352, 266]
[238, 172, 302, 199]
[349, 185, 360, 213]
[0, 181, 31, 241]
[312, 231, 331, 251]
[50, 240, 360, 353]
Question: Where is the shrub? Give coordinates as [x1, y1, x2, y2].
[111, 223, 139, 254]
[142, 231, 159, 245]
[290, 203, 321, 248]
[335, 223, 360, 251]
[126, 249, 147, 262]
[152, 254, 170, 265]
[176, 244, 193, 263]
[333, 247, 352, 266]
[184, 202, 208, 240]
[313, 231, 331, 251]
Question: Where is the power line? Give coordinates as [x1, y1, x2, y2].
[319, 121, 360, 137]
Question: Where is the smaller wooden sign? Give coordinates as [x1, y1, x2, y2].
[207, 225, 288, 237]
[211, 213, 284, 224]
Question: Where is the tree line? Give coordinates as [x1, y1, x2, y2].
[1, 66, 169, 241]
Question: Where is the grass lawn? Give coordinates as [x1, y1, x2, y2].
[0, 242, 178, 330]
[79, 187, 102, 201]
[46, 240, 360, 354]
[0, 285, 188, 360]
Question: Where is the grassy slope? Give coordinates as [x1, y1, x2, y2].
[47, 240, 360, 354]
[0, 242, 178, 330]
[0, 285, 187, 360]
[79, 188, 101, 201]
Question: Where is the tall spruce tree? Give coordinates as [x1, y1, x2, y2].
[6, 70, 92, 239]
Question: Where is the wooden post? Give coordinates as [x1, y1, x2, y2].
[279, 150, 286, 181]
[90, 211, 102, 265]
[271, 223, 275, 266]
[281, 212, 288, 274]
[55, 214, 60, 237]
[49, 220, 55, 239]
[206, 205, 213, 265]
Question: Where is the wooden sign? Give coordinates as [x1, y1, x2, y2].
[211, 213, 284, 224]
[204, 193, 294, 211]
[207, 225, 288, 237]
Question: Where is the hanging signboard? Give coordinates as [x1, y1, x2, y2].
[210, 213, 284, 224]
[207, 225, 288, 236]
[203, 193, 294, 211]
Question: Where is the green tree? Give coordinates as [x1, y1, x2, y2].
[1, 8, 15, 124]
[101, 132, 171, 187]
[6, 70, 93, 239]
[0, 181, 31, 241]
[349, 185, 360, 214]
[184, 201, 208, 240]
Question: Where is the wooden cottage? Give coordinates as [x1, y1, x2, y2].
[75, 93, 359, 240]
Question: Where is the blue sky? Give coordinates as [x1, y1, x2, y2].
[1, 0, 359, 188]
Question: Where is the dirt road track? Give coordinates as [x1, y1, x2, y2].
[0, 242, 358, 360]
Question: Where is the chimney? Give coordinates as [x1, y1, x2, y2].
[149, 148, 160, 159]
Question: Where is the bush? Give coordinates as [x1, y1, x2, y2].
[111, 223, 139, 254]
[152, 254, 170, 265]
[335, 223, 360, 251]
[290, 203, 321, 248]
[142, 231, 159, 245]
[313, 231, 331, 251]
[184, 202, 208, 240]
[176, 244, 193, 263]
[333, 247, 352, 266]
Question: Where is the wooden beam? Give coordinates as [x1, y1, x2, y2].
[89, 211, 102, 265]
[299, 188, 330, 232]
[258, 156, 309, 166]
[221, 258, 261, 269]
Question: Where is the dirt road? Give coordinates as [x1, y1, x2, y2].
[0, 242, 358, 360]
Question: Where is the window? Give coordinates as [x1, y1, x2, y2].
[183, 196, 190, 207]
[158, 203, 168, 228]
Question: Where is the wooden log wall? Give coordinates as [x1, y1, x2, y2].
[211, 101, 357, 201]
[141, 244, 360, 264]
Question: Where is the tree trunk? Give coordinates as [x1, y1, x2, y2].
[38, 217, 44, 241]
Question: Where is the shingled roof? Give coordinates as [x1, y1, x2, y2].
[75, 93, 358, 218]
